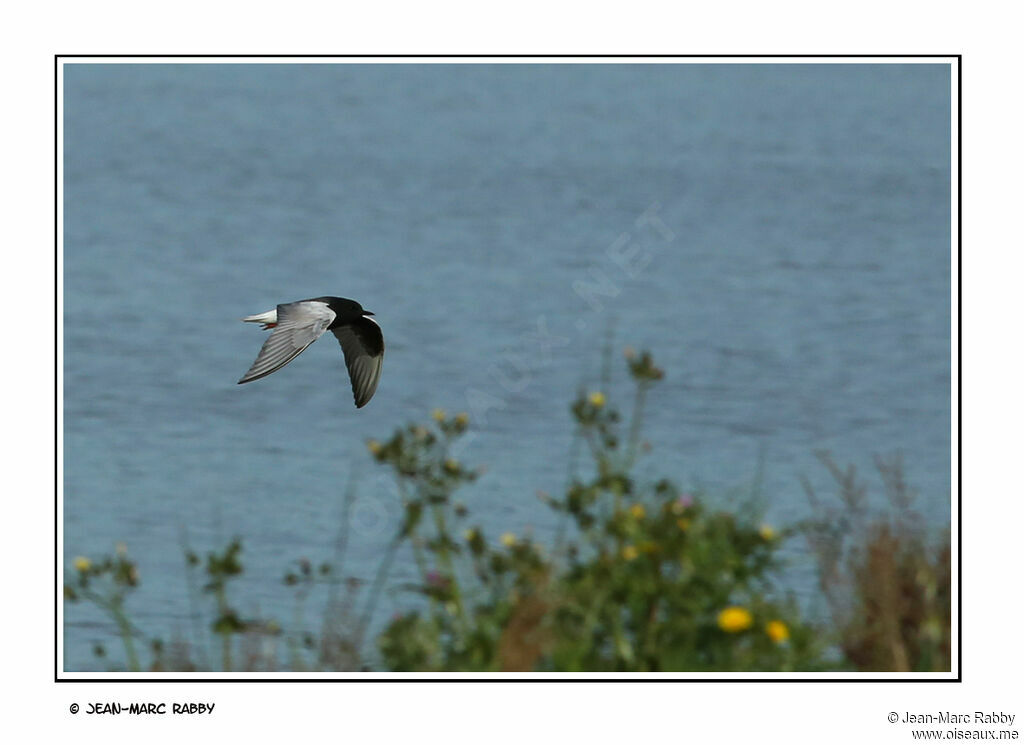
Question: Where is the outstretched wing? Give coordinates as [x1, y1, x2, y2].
[238, 301, 336, 384]
[331, 315, 385, 408]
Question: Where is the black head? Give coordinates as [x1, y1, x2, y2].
[318, 296, 372, 322]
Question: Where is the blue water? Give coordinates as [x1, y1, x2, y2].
[62, 63, 952, 671]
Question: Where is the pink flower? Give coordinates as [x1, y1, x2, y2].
[425, 570, 448, 588]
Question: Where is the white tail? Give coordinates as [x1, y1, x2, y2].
[241, 309, 278, 329]
[242, 309, 277, 324]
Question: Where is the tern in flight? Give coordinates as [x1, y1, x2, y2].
[238, 296, 384, 408]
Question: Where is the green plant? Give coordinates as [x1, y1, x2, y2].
[153, 538, 282, 672]
[64, 348, 948, 674]
[372, 350, 827, 671]
[64, 544, 143, 670]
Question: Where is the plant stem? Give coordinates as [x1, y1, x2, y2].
[215, 587, 232, 671]
[430, 503, 468, 628]
[625, 381, 649, 468]
[357, 532, 403, 647]
[178, 527, 210, 670]
[554, 427, 584, 553]
[111, 603, 140, 671]
[599, 317, 616, 390]
[327, 466, 359, 611]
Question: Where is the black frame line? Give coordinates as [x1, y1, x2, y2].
[55, 53, 962, 684]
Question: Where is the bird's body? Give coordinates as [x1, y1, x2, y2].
[238, 296, 384, 408]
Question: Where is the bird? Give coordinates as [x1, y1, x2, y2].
[237, 296, 384, 408]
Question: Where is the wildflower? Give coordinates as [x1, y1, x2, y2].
[588, 391, 606, 408]
[431, 408, 447, 422]
[671, 494, 693, 515]
[444, 458, 461, 475]
[717, 606, 753, 633]
[464, 527, 485, 555]
[629, 504, 646, 520]
[500, 532, 517, 548]
[455, 412, 469, 426]
[366, 439, 382, 455]
[766, 620, 790, 644]
[73, 556, 91, 573]
[425, 570, 446, 588]
[621, 545, 639, 561]
[676, 518, 690, 531]
[759, 524, 776, 541]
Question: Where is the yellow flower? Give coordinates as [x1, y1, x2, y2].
[500, 532, 517, 547]
[759, 524, 776, 541]
[366, 439, 382, 455]
[629, 504, 646, 520]
[431, 408, 447, 422]
[73, 556, 91, 572]
[621, 545, 639, 561]
[455, 412, 469, 426]
[717, 606, 753, 633]
[676, 518, 690, 531]
[766, 620, 790, 644]
[588, 391, 606, 408]
[463, 528, 477, 542]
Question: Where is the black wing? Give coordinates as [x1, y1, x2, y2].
[331, 316, 385, 408]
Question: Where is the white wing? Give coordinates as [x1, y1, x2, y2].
[238, 300, 336, 384]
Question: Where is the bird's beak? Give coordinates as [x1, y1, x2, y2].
[363, 310, 375, 316]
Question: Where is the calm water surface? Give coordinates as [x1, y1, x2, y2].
[62, 63, 952, 670]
